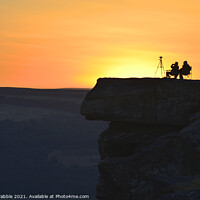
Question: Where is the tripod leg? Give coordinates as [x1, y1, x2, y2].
[154, 65, 160, 76]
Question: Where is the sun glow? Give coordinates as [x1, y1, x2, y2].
[75, 55, 159, 87]
[104, 57, 156, 78]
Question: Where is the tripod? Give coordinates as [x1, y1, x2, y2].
[155, 56, 165, 78]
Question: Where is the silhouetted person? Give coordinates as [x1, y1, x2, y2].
[166, 62, 179, 79]
[179, 61, 192, 80]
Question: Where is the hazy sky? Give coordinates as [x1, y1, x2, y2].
[0, 0, 200, 88]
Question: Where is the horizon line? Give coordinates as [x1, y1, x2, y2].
[0, 86, 91, 90]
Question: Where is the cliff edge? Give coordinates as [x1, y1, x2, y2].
[81, 78, 200, 125]
[81, 78, 200, 200]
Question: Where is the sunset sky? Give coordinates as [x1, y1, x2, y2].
[0, 0, 200, 88]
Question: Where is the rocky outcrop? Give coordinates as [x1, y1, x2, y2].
[81, 78, 200, 200]
[81, 78, 200, 125]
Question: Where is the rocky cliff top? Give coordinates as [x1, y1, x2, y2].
[81, 78, 200, 126]
[81, 78, 200, 200]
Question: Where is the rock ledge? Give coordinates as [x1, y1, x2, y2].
[81, 78, 200, 125]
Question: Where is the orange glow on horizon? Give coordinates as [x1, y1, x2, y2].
[0, 0, 200, 88]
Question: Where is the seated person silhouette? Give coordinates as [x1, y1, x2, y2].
[179, 61, 192, 80]
[166, 62, 179, 79]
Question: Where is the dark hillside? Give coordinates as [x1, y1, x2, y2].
[0, 88, 107, 199]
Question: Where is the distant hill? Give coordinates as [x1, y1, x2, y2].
[0, 87, 107, 199]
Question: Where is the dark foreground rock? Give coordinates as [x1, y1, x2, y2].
[156, 190, 200, 200]
[81, 78, 200, 200]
